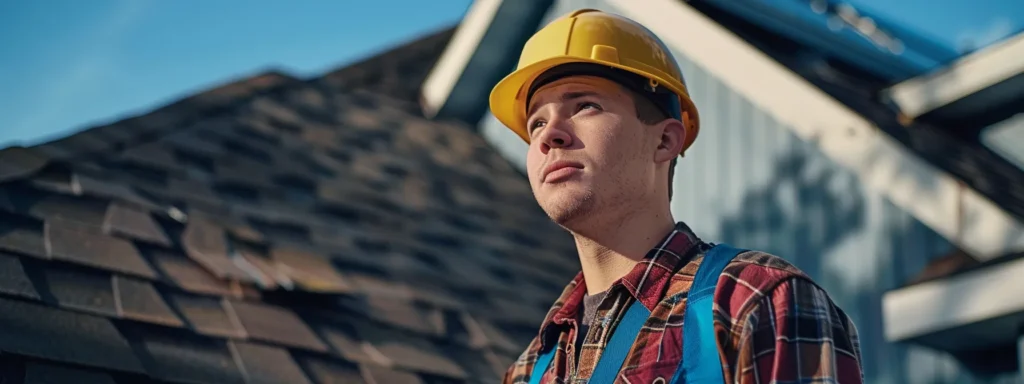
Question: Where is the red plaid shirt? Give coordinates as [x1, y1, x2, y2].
[504, 222, 864, 383]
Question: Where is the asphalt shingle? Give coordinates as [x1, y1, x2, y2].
[144, 244, 238, 297]
[0, 252, 41, 300]
[121, 323, 246, 384]
[23, 362, 117, 384]
[293, 354, 368, 384]
[114, 275, 186, 328]
[45, 222, 159, 279]
[104, 202, 173, 247]
[166, 292, 246, 338]
[0, 213, 47, 260]
[37, 264, 118, 317]
[227, 299, 329, 352]
[0, 147, 50, 183]
[229, 341, 313, 384]
[0, 297, 144, 373]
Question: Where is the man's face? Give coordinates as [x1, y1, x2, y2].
[524, 75, 661, 226]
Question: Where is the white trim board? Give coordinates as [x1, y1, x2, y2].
[887, 32, 1024, 119]
[606, 0, 1024, 261]
[421, 0, 505, 118]
[881, 256, 1024, 343]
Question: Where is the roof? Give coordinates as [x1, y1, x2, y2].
[0, 25, 579, 383]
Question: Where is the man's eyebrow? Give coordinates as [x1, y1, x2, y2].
[527, 90, 601, 117]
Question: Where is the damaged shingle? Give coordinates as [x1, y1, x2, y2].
[144, 245, 237, 297]
[182, 213, 256, 282]
[270, 247, 352, 293]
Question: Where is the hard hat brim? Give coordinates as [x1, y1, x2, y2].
[489, 56, 701, 150]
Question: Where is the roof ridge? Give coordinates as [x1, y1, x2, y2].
[22, 23, 459, 164]
[30, 70, 303, 162]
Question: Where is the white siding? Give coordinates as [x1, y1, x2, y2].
[477, 0, 1021, 382]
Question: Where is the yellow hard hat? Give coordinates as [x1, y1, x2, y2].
[489, 8, 700, 156]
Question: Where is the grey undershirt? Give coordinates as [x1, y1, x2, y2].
[575, 289, 610, 359]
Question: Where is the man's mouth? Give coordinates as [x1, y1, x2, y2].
[542, 160, 584, 183]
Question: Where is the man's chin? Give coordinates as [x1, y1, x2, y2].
[538, 191, 595, 226]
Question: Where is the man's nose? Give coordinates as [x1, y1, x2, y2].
[537, 122, 572, 154]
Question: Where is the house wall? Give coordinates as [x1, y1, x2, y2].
[477, 0, 1021, 382]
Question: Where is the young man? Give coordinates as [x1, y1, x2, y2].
[488, 9, 864, 384]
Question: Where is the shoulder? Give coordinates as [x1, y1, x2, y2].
[723, 249, 813, 289]
[714, 249, 819, 317]
[663, 248, 812, 306]
[716, 250, 857, 335]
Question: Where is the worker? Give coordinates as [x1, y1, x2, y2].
[488, 9, 865, 384]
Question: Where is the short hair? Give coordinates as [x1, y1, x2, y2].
[626, 89, 678, 201]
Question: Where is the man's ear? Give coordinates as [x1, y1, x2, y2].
[654, 119, 686, 163]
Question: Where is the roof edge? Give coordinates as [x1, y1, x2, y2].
[419, 0, 555, 126]
[421, 0, 507, 117]
[24, 23, 462, 162]
[30, 68, 303, 161]
[607, 0, 1024, 261]
[887, 32, 1024, 120]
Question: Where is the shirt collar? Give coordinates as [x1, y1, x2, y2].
[541, 222, 703, 335]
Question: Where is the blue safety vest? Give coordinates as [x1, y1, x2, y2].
[528, 244, 744, 384]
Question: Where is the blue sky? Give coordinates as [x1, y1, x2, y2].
[0, 1, 472, 147]
[0, 1, 1020, 148]
[848, 0, 1022, 53]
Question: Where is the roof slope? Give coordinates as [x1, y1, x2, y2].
[0, 25, 578, 384]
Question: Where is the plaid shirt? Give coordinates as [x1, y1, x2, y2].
[504, 222, 864, 383]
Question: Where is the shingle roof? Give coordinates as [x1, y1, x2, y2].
[0, 25, 578, 383]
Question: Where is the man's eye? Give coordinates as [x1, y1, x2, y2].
[577, 102, 601, 112]
[528, 119, 546, 134]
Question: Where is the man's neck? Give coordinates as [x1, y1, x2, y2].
[570, 206, 675, 295]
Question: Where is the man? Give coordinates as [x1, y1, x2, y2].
[488, 8, 864, 384]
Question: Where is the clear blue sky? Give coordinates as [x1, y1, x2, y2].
[0, 0, 472, 147]
[848, 0, 1022, 53]
[0, 0, 1020, 148]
